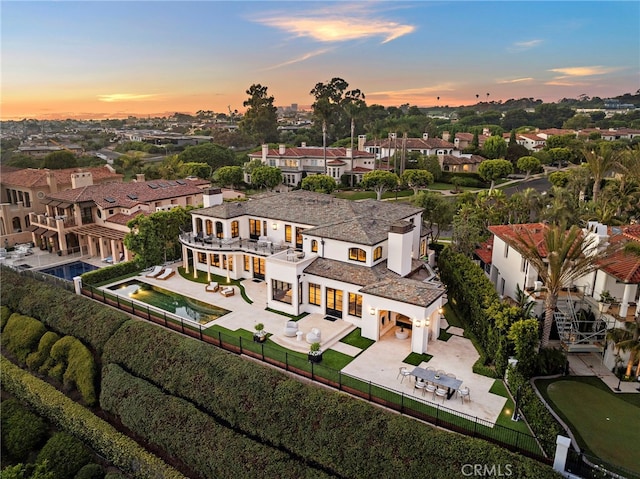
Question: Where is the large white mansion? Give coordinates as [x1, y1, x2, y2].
[179, 189, 447, 353]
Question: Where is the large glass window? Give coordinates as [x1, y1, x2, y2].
[311, 240, 318, 252]
[272, 279, 292, 304]
[231, 220, 239, 238]
[285, 225, 292, 243]
[205, 220, 213, 235]
[197, 252, 206, 263]
[348, 247, 366, 262]
[309, 283, 321, 305]
[215, 221, 223, 239]
[326, 288, 343, 318]
[243, 255, 250, 272]
[211, 254, 220, 267]
[249, 218, 261, 239]
[373, 246, 382, 261]
[348, 293, 362, 317]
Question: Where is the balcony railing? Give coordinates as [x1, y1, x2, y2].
[29, 213, 76, 229]
[179, 232, 288, 257]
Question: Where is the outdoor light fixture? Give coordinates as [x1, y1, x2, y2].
[272, 223, 278, 230]
[438, 307, 444, 315]
[425, 319, 430, 327]
[369, 307, 376, 315]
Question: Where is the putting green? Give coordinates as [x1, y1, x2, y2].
[546, 380, 640, 474]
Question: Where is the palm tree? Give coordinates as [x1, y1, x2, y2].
[514, 223, 604, 348]
[615, 319, 640, 378]
[343, 89, 366, 151]
[582, 144, 622, 203]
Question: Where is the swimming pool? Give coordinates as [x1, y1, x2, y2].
[40, 261, 99, 281]
[108, 280, 229, 324]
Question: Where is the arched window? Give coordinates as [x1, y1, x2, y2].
[348, 247, 366, 262]
[311, 240, 318, 252]
[373, 246, 382, 261]
[215, 221, 223, 239]
[195, 218, 203, 235]
[205, 220, 213, 236]
[231, 220, 239, 238]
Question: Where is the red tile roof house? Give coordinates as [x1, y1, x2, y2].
[362, 132, 456, 160]
[0, 165, 123, 247]
[480, 221, 639, 357]
[27, 175, 209, 262]
[247, 143, 377, 187]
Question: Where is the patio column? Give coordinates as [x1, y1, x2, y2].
[207, 252, 212, 282]
[110, 239, 118, 263]
[192, 250, 198, 279]
[619, 283, 637, 318]
[183, 245, 189, 274]
[411, 317, 429, 354]
[553, 436, 571, 474]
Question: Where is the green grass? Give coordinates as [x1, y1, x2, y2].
[264, 308, 309, 320]
[442, 303, 465, 329]
[177, 267, 252, 304]
[490, 380, 532, 435]
[339, 328, 375, 350]
[403, 352, 433, 366]
[437, 330, 453, 341]
[536, 376, 640, 475]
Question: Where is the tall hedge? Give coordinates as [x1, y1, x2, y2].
[102, 321, 558, 479]
[1, 313, 47, 363]
[36, 432, 92, 479]
[26, 331, 61, 372]
[0, 267, 128, 353]
[1, 356, 185, 479]
[101, 363, 331, 479]
[1, 305, 11, 330]
[1, 398, 48, 461]
[50, 336, 97, 406]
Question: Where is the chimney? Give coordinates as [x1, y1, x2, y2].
[46, 171, 58, 193]
[279, 144, 286, 155]
[71, 171, 94, 189]
[422, 132, 429, 140]
[358, 134, 366, 151]
[301, 142, 307, 148]
[482, 128, 490, 136]
[261, 144, 268, 163]
[442, 131, 450, 142]
[135, 173, 145, 182]
[346, 148, 353, 158]
[387, 221, 414, 277]
[203, 187, 223, 207]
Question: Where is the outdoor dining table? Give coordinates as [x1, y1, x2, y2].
[410, 367, 463, 399]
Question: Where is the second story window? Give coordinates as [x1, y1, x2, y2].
[231, 221, 239, 238]
[373, 246, 382, 261]
[215, 221, 223, 239]
[311, 239, 318, 253]
[285, 225, 292, 243]
[349, 247, 366, 263]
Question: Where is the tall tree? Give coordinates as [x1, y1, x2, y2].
[343, 89, 367, 151]
[401, 169, 434, 196]
[250, 166, 282, 191]
[301, 174, 336, 194]
[215, 165, 244, 189]
[482, 136, 508, 160]
[513, 223, 604, 348]
[582, 143, 622, 202]
[516, 156, 541, 180]
[238, 84, 279, 144]
[478, 159, 513, 192]
[414, 191, 455, 244]
[360, 170, 398, 200]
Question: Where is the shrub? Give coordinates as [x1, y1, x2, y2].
[26, 331, 61, 372]
[1, 305, 11, 330]
[536, 348, 567, 376]
[80, 261, 139, 286]
[74, 463, 104, 479]
[50, 336, 97, 406]
[1, 356, 185, 479]
[1, 313, 47, 363]
[1, 398, 48, 461]
[36, 432, 92, 479]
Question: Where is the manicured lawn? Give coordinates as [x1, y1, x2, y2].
[178, 267, 252, 303]
[490, 380, 531, 435]
[537, 377, 640, 475]
[340, 328, 375, 350]
[443, 303, 465, 329]
[403, 352, 433, 366]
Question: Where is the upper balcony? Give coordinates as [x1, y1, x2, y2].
[179, 232, 289, 257]
[29, 212, 77, 229]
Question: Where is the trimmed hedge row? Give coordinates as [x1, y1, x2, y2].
[49, 336, 97, 406]
[102, 321, 558, 479]
[81, 261, 140, 286]
[36, 432, 92, 479]
[0, 267, 128, 354]
[1, 356, 185, 479]
[101, 363, 332, 479]
[1, 305, 11, 329]
[2, 313, 47, 363]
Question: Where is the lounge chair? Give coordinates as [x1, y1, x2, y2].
[220, 286, 234, 297]
[145, 265, 164, 278]
[156, 268, 174, 280]
[306, 328, 321, 344]
[205, 281, 219, 292]
[284, 321, 298, 337]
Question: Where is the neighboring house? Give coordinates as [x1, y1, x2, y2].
[17, 144, 84, 157]
[0, 166, 123, 246]
[445, 130, 491, 150]
[179, 190, 446, 353]
[440, 154, 485, 173]
[247, 144, 377, 186]
[27, 175, 209, 262]
[362, 133, 455, 159]
[480, 222, 639, 352]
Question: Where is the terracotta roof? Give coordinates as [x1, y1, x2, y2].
[326, 160, 346, 166]
[441, 154, 485, 166]
[45, 178, 209, 209]
[351, 166, 372, 173]
[488, 223, 549, 256]
[0, 166, 122, 188]
[599, 226, 640, 283]
[106, 212, 149, 226]
[474, 236, 494, 264]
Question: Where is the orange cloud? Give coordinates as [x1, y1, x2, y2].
[262, 48, 333, 70]
[98, 93, 159, 103]
[548, 66, 620, 77]
[497, 77, 534, 84]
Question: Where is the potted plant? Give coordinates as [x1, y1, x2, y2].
[598, 290, 615, 312]
[253, 323, 267, 343]
[308, 342, 323, 363]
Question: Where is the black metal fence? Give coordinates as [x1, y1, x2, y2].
[82, 283, 555, 463]
[566, 449, 640, 479]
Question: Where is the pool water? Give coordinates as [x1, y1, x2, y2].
[108, 280, 229, 324]
[40, 261, 98, 281]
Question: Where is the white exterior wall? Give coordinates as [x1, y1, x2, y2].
[387, 230, 413, 276]
[302, 274, 368, 325]
[490, 236, 532, 300]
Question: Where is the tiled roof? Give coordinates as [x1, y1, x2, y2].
[441, 154, 485, 166]
[196, 191, 422, 238]
[351, 166, 372, 173]
[304, 216, 399, 245]
[600, 227, 640, 283]
[364, 137, 454, 149]
[106, 212, 148, 225]
[474, 236, 494, 264]
[304, 257, 396, 286]
[327, 160, 346, 166]
[248, 146, 374, 160]
[0, 166, 122, 188]
[488, 223, 549, 256]
[360, 277, 445, 307]
[45, 178, 209, 209]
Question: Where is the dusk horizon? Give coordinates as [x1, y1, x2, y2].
[2, 1, 639, 121]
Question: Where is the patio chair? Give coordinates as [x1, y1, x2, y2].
[205, 281, 219, 293]
[446, 372, 456, 379]
[458, 386, 471, 404]
[435, 387, 448, 403]
[220, 286, 235, 297]
[424, 382, 437, 398]
[306, 328, 321, 344]
[426, 366, 436, 372]
[284, 321, 299, 337]
[413, 378, 426, 395]
[397, 367, 411, 383]
[156, 268, 174, 280]
[436, 369, 446, 376]
[146, 265, 164, 278]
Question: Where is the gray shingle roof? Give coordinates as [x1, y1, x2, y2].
[360, 277, 445, 307]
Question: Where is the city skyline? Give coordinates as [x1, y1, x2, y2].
[1, 1, 639, 121]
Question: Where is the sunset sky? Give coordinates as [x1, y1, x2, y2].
[1, 1, 639, 120]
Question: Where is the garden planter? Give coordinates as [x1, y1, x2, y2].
[253, 333, 267, 343]
[308, 352, 323, 363]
